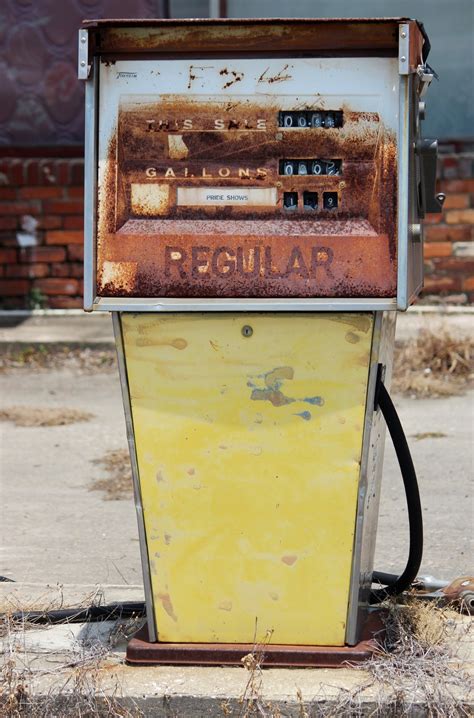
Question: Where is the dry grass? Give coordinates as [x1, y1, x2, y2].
[227, 601, 472, 717]
[0, 406, 94, 427]
[0, 345, 116, 375]
[90, 450, 133, 501]
[0, 589, 143, 717]
[392, 329, 473, 398]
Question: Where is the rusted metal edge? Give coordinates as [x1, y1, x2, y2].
[82, 17, 415, 27]
[86, 19, 413, 56]
[126, 611, 385, 667]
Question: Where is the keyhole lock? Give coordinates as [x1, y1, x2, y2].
[241, 325, 253, 338]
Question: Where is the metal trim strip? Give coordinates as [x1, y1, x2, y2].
[93, 298, 398, 312]
[345, 311, 380, 644]
[397, 74, 410, 310]
[345, 311, 396, 645]
[83, 57, 98, 312]
[112, 312, 158, 642]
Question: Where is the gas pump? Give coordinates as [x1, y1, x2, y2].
[79, 18, 443, 665]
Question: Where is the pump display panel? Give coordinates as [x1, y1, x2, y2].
[96, 58, 399, 300]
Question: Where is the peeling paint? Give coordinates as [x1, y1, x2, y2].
[157, 592, 178, 622]
[295, 411, 312, 421]
[282, 555, 298, 566]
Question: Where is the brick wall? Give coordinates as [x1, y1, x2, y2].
[0, 141, 473, 309]
[422, 140, 474, 303]
[0, 156, 84, 309]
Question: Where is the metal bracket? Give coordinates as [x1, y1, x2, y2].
[416, 65, 434, 98]
[398, 23, 410, 75]
[78, 28, 90, 80]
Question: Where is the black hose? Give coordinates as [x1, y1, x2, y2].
[370, 380, 423, 604]
[8, 601, 145, 625]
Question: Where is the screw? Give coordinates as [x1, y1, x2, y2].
[80, 60, 86, 67]
[401, 31, 407, 38]
[81, 36, 86, 43]
[241, 325, 253, 338]
[400, 56, 406, 62]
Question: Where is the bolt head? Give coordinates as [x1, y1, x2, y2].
[401, 31, 407, 38]
[80, 60, 86, 67]
[401, 56, 406, 62]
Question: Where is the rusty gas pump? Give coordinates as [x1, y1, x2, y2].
[80, 18, 443, 665]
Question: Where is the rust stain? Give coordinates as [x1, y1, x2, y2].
[156, 470, 165, 483]
[269, 592, 279, 601]
[136, 337, 187, 349]
[258, 64, 292, 84]
[249, 366, 295, 407]
[164, 533, 172, 544]
[157, 592, 178, 622]
[187, 467, 195, 476]
[282, 555, 298, 566]
[345, 331, 360, 344]
[97, 91, 397, 299]
[96, 21, 404, 55]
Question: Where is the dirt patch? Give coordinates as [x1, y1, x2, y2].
[0, 406, 94, 427]
[0, 344, 116, 375]
[90, 449, 133, 501]
[411, 431, 448, 441]
[392, 329, 473, 398]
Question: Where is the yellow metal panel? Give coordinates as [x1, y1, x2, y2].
[122, 312, 374, 645]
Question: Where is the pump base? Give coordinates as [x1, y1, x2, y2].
[126, 612, 384, 668]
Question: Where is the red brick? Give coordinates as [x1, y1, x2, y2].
[34, 278, 79, 295]
[423, 213, 442, 224]
[424, 225, 472, 242]
[51, 262, 83, 279]
[0, 217, 18, 230]
[0, 266, 4, 277]
[445, 209, 474, 225]
[56, 161, 70, 186]
[0, 188, 17, 200]
[63, 215, 84, 229]
[423, 276, 461, 293]
[443, 193, 471, 210]
[5, 263, 49, 279]
[67, 186, 84, 199]
[20, 246, 66, 263]
[1, 159, 23, 186]
[424, 242, 452, 259]
[0, 279, 29, 296]
[463, 276, 474, 291]
[70, 161, 84, 185]
[0, 248, 17, 263]
[0, 201, 40, 215]
[45, 230, 83, 245]
[67, 244, 84, 261]
[38, 215, 62, 230]
[43, 200, 83, 215]
[18, 186, 64, 200]
[433, 258, 474, 273]
[48, 296, 83, 309]
[439, 179, 474, 193]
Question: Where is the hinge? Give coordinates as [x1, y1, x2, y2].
[398, 23, 410, 75]
[78, 28, 90, 80]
